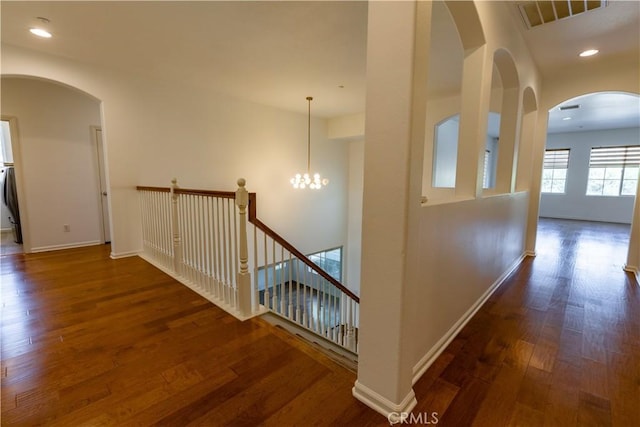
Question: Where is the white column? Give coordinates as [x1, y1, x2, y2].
[235, 178, 252, 318]
[455, 46, 492, 199]
[353, 0, 430, 420]
[625, 177, 640, 277]
[495, 87, 522, 194]
[525, 109, 549, 255]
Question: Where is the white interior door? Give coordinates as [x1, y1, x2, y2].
[94, 127, 111, 243]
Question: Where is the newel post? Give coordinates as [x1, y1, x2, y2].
[170, 178, 182, 275]
[235, 178, 252, 318]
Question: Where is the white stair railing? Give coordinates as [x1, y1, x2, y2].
[137, 178, 359, 352]
[138, 179, 255, 319]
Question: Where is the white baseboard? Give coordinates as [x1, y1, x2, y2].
[411, 253, 526, 384]
[1, 228, 13, 233]
[524, 250, 536, 257]
[30, 240, 102, 253]
[623, 264, 639, 284]
[138, 253, 265, 322]
[110, 251, 140, 259]
[352, 380, 417, 421]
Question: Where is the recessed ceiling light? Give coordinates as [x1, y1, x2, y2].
[579, 49, 599, 57]
[30, 28, 52, 38]
[562, 117, 572, 121]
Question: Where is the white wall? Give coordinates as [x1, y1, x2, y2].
[346, 139, 364, 293]
[540, 127, 639, 224]
[356, 0, 543, 415]
[1, 44, 349, 258]
[410, 192, 528, 371]
[1, 77, 103, 251]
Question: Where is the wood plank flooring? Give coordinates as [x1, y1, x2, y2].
[0, 245, 382, 426]
[1, 218, 638, 426]
[411, 218, 639, 427]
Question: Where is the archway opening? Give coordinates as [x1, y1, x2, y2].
[538, 91, 640, 268]
[1, 75, 109, 253]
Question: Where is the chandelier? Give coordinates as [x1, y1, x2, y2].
[290, 96, 329, 190]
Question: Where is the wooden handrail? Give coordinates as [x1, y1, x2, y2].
[136, 185, 170, 193]
[137, 185, 360, 303]
[248, 193, 360, 303]
[136, 185, 235, 199]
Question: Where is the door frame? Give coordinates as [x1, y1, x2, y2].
[1, 115, 30, 252]
[91, 125, 111, 244]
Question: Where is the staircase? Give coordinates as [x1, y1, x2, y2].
[136, 178, 360, 355]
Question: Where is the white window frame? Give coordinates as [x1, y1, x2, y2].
[541, 149, 570, 194]
[586, 145, 640, 197]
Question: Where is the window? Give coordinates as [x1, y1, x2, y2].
[1, 120, 14, 165]
[432, 115, 459, 188]
[482, 150, 491, 189]
[308, 247, 342, 282]
[542, 149, 570, 193]
[586, 146, 640, 196]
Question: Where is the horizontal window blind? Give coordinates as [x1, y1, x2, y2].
[544, 149, 570, 169]
[589, 146, 640, 167]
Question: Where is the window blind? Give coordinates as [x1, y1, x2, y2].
[544, 149, 570, 169]
[589, 146, 640, 167]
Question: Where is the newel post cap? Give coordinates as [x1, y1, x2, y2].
[236, 178, 248, 207]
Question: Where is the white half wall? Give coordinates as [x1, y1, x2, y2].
[409, 192, 528, 374]
[1, 77, 102, 252]
[540, 128, 639, 224]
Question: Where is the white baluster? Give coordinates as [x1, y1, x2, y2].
[197, 196, 205, 288]
[287, 251, 293, 320]
[189, 194, 196, 282]
[346, 298, 356, 352]
[153, 192, 162, 260]
[227, 199, 235, 306]
[253, 222, 259, 311]
[302, 262, 308, 328]
[179, 194, 187, 278]
[263, 231, 269, 309]
[295, 259, 301, 323]
[271, 239, 277, 312]
[215, 198, 223, 298]
[205, 196, 213, 295]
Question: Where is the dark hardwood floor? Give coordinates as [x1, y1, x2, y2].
[1, 218, 638, 426]
[411, 218, 639, 427]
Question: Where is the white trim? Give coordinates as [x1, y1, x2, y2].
[352, 380, 417, 419]
[110, 250, 140, 259]
[1, 228, 13, 233]
[623, 264, 639, 284]
[411, 253, 526, 384]
[261, 311, 357, 362]
[525, 250, 536, 257]
[138, 253, 266, 322]
[30, 240, 102, 253]
[1, 116, 31, 253]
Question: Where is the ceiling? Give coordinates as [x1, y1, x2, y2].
[1, 1, 638, 130]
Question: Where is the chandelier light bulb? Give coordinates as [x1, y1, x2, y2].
[290, 96, 329, 190]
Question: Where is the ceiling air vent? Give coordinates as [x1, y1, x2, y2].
[518, 1, 608, 29]
[559, 104, 580, 110]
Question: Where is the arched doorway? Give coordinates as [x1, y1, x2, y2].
[0, 76, 109, 253]
[538, 91, 640, 268]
